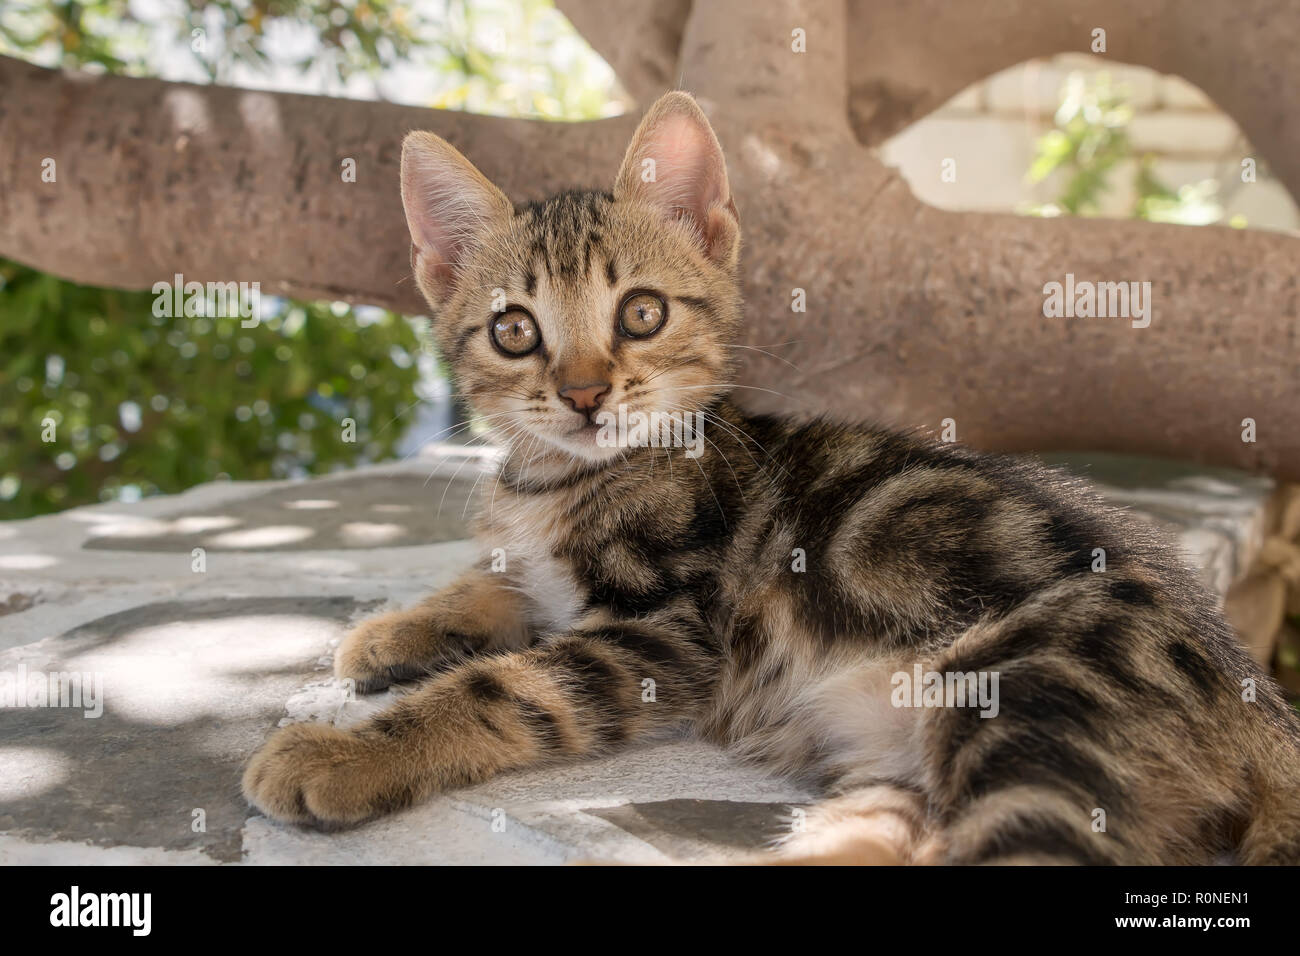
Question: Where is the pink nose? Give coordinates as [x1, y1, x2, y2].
[558, 382, 611, 414]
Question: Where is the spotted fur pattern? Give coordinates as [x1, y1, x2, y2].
[243, 93, 1300, 864]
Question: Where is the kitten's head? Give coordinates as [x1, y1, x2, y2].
[400, 92, 741, 464]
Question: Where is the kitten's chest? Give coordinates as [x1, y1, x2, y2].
[481, 489, 590, 633]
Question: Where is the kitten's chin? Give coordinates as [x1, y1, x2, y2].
[546, 423, 629, 464]
[499, 422, 627, 469]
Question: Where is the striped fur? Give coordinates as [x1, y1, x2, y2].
[243, 93, 1300, 864]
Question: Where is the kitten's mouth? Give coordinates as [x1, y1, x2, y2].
[548, 416, 626, 463]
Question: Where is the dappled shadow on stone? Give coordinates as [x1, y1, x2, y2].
[81, 473, 479, 552]
[0, 595, 376, 862]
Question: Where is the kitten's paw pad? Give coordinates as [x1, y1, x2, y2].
[242, 723, 389, 828]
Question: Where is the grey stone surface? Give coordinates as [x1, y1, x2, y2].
[1041, 451, 1275, 597]
[0, 596, 376, 862]
[0, 445, 1274, 864]
[79, 473, 478, 552]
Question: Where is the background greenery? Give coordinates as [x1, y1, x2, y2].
[1023, 71, 1250, 226]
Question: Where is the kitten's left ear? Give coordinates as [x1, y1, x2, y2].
[401, 131, 513, 308]
[614, 92, 739, 265]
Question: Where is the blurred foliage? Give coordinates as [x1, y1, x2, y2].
[0, 264, 423, 519]
[426, 0, 623, 119]
[1024, 72, 1243, 227]
[0, 0, 422, 82]
[0, 0, 622, 519]
[0, 0, 623, 111]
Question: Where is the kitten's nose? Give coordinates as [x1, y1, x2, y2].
[558, 382, 611, 415]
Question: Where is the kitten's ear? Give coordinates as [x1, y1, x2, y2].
[613, 92, 739, 265]
[401, 131, 512, 306]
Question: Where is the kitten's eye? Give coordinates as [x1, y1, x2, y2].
[618, 292, 667, 338]
[490, 310, 541, 356]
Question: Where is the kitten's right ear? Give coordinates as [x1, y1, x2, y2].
[400, 131, 512, 306]
[613, 91, 738, 266]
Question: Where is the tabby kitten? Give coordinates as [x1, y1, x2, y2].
[243, 92, 1300, 864]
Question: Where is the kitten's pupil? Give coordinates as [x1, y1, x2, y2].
[492, 310, 540, 356]
[619, 292, 667, 338]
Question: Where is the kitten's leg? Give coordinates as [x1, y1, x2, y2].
[913, 583, 1160, 866]
[336, 567, 531, 692]
[243, 607, 718, 827]
[768, 784, 930, 865]
[915, 788, 1124, 865]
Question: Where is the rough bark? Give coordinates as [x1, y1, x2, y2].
[0, 55, 635, 306]
[1, 0, 1297, 477]
[557, 0, 691, 103]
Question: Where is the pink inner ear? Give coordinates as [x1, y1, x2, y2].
[402, 164, 470, 266]
[637, 114, 727, 230]
[400, 140, 508, 284]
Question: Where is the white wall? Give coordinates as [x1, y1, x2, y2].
[879, 53, 1299, 233]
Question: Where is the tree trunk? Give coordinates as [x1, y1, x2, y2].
[1, 0, 1297, 477]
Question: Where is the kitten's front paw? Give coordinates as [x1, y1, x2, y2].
[242, 723, 400, 828]
[336, 608, 479, 693]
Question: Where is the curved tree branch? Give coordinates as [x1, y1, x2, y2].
[0, 55, 635, 309]
[845, 0, 1300, 202]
